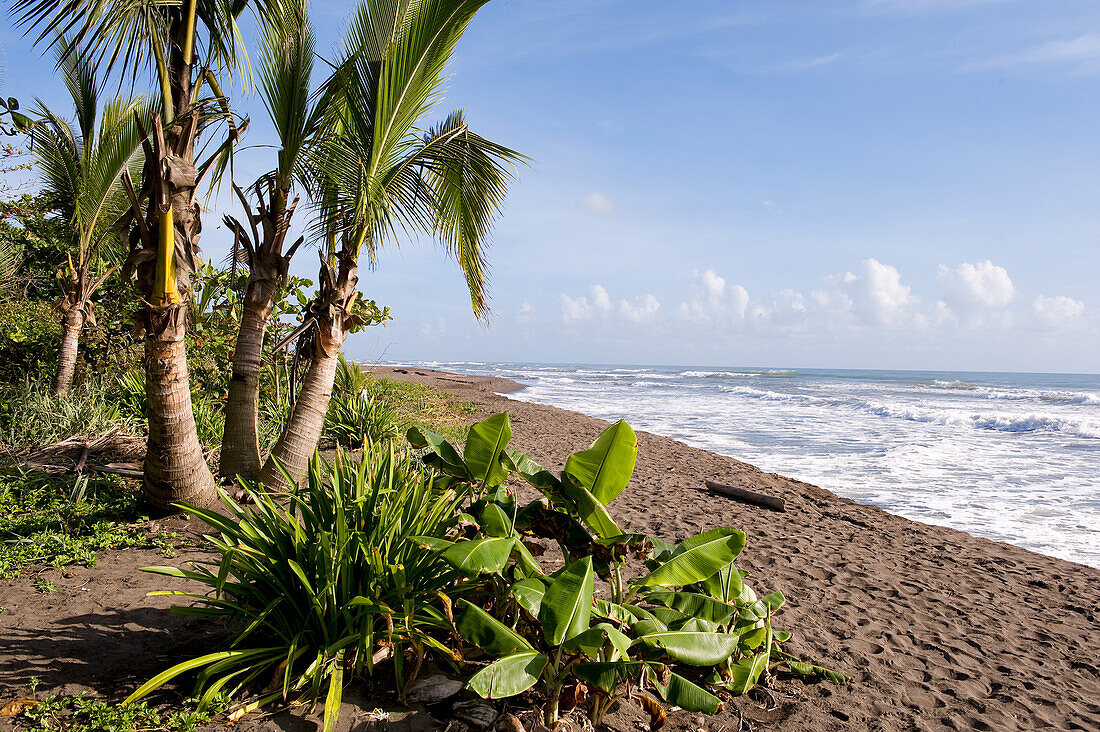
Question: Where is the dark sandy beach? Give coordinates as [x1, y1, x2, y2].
[1, 366, 1097, 732]
[370, 366, 1100, 731]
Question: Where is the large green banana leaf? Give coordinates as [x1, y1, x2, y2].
[563, 420, 637, 505]
[538, 556, 594, 646]
[467, 651, 548, 699]
[637, 528, 746, 587]
[463, 413, 512, 486]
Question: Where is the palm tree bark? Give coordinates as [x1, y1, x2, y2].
[143, 324, 216, 509]
[258, 246, 359, 490]
[219, 282, 275, 479]
[52, 308, 83, 396]
[218, 187, 300, 481]
[257, 347, 339, 489]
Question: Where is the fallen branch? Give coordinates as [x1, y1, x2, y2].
[704, 480, 786, 512]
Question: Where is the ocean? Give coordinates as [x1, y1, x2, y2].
[405, 362, 1100, 569]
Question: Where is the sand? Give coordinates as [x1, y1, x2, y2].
[370, 366, 1100, 731]
[1, 366, 1098, 732]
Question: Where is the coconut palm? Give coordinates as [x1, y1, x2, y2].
[217, 0, 313, 480]
[257, 0, 524, 489]
[29, 40, 146, 396]
[14, 0, 253, 509]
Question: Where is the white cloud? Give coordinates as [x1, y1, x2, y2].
[976, 34, 1100, 74]
[619, 294, 661, 323]
[561, 285, 659, 325]
[849, 258, 913, 327]
[420, 317, 446, 337]
[582, 192, 617, 216]
[679, 269, 750, 321]
[559, 262, 1092, 356]
[937, 261, 1015, 323]
[517, 300, 536, 326]
[561, 284, 613, 322]
[1033, 295, 1087, 331]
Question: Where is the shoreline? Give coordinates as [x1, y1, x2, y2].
[370, 365, 1100, 731]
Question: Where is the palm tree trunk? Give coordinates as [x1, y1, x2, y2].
[258, 247, 359, 490]
[52, 308, 83, 396]
[143, 330, 217, 510]
[257, 349, 339, 489]
[219, 290, 272, 480]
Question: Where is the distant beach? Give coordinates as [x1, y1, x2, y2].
[369, 365, 1100, 731]
[400, 362, 1100, 568]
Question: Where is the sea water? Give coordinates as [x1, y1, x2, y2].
[404, 362, 1100, 568]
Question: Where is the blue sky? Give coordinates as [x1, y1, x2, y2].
[4, 0, 1100, 372]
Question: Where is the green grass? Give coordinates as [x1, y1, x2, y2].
[364, 375, 478, 445]
[11, 690, 226, 732]
[0, 471, 182, 579]
[0, 379, 133, 450]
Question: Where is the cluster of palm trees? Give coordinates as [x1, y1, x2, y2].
[12, 0, 522, 508]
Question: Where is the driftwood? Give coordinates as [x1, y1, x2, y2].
[704, 480, 786, 512]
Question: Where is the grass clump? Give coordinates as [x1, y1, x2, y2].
[0, 471, 181, 578]
[324, 356, 477, 448]
[11, 690, 225, 732]
[0, 380, 130, 449]
[130, 444, 472, 731]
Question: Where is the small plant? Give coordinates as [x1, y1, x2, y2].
[32, 576, 56, 594]
[129, 444, 473, 732]
[0, 471, 180, 579]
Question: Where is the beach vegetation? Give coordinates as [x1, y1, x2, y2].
[132, 413, 841, 729]
[0, 470, 180, 579]
[411, 414, 846, 725]
[126, 443, 474, 732]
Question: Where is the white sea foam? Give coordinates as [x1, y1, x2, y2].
[399, 361, 1100, 568]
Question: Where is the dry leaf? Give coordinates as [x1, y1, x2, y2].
[0, 698, 40, 717]
[496, 712, 525, 732]
[637, 693, 666, 732]
[226, 706, 249, 725]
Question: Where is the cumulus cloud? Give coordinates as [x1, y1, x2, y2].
[619, 294, 661, 323]
[851, 258, 914, 327]
[561, 285, 660, 325]
[517, 300, 536, 325]
[582, 192, 617, 216]
[562, 260, 1090, 346]
[420, 317, 446, 337]
[561, 285, 613, 322]
[938, 261, 1015, 309]
[1033, 295, 1087, 331]
[678, 269, 750, 321]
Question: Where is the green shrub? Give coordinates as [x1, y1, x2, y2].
[0, 379, 128, 448]
[0, 300, 60, 386]
[132, 415, 843, 730]
[410, 414, 847, 727]
[130, 444, 472, 731]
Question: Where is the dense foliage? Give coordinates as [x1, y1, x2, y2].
[135, 415, 843, 729]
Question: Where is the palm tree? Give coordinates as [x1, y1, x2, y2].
[257, 0, 524, 489]
[217, 0, 313, 480]
[29, 40, 146, 396]
[14, 0, 252, 509]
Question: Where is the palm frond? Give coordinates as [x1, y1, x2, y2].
[386, 110, 525, 318]
[28, 104, 81, 224]
[256, 0, 315, 189]
[367, 0, 489, 185]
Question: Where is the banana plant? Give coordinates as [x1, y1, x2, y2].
[407, 412, 515, 494]
[456, 557, 636, 726]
